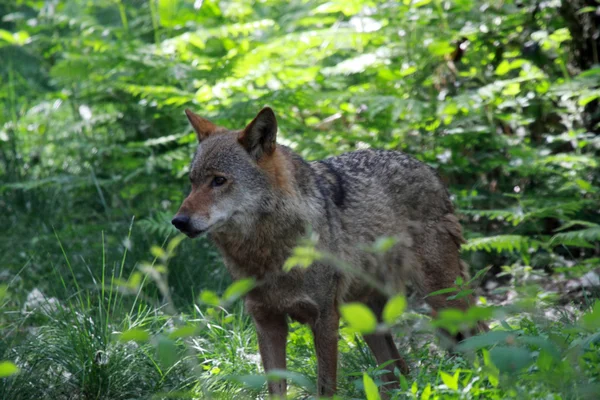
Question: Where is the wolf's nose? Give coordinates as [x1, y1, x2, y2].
[171, 215, 190, 231]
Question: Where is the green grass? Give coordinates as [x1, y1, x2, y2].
[1, 231, 599, 399]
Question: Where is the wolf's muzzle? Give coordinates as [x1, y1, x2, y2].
[171, 215, 190, 231]
[172, 214, 207, 238]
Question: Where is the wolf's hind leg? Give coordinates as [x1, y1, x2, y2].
[363, 296, 409, 391]
[422, 259, 487, 341]
[363, 332, 409, 380]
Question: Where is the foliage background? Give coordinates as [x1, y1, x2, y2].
[1, 0, 599, 399]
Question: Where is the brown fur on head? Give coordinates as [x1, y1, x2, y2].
[172, 107, 293, 237]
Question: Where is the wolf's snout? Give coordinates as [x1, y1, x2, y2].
[171, 215, 190, 231]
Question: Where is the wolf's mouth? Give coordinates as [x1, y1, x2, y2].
[174, 214, 233, 239]
[183, 229, 206, 239]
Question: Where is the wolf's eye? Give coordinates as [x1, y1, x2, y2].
[212, 176, 227, 187]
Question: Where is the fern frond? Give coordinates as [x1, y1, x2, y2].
[553, 220, 600, 232]
[462, 235, 543, 254]
[461, 209, 524, 226]
[550, 226, 600, 248]
[138, 212, 178, 238]
[462, 200, 591, 227]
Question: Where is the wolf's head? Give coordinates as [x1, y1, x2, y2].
[172, 107, 290, 238]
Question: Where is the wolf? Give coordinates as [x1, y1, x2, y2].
[172, 107, 480, 398]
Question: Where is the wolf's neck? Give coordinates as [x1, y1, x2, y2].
[209, 203, 309, 279]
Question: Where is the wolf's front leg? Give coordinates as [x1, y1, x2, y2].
[254, 313, 288, 397]
[312, 310, 340, 398]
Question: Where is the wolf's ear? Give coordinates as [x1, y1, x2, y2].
[238, 107, 277, 159]
[185, 109, 217, 142]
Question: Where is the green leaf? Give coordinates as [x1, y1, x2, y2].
[447, 289, 475, 301]
[421, 383, 432, 400]
[517, 336, 560, 359]
[467, 266, 492, 285]
[581, 300, 600, 331]
[372, 236, 398, 253]
[222, 278, 256, 304]
[432, 308, 483, 336]
[482, 348, 499, 387]
[551, 226, 600, 248]
[440, 370, 459, 391]
[266, 369, 316, 392]
[119, 329, 150, 343]
[579, 92, 600, 106]
[502, 82, 520, 96]
[399, 65, 417, 77]
[0, 284, 8, 302]
[537, 349, 554, 371]
[229, 374, 267, 389]
[0, 29, 29, 45]
[577, 6, 597, 15]
[382, 295, 407, 325]
[150, 245, 166, 260]
[426, 287, 457, 297]
[283, 245, 323, 271]
[489, 346, 533, 373]
[166, 234, 186, 254]
[156, 335, 179, 369]
[363, 373, 381, 400]
[129, 271, 143, 289]
[340, 303, 378, 334]
[400, 374, 409, 391]
[427, 40, 454, 56]
[463, 235, 541, 254]
[578, 67, 600, 78]
[0, 29, 14, 43]
[0, 361, 19, 378]
[169, 325, 198, 339]
[158, 0, 183, 28]
[495, 59, 525, 76]
[413, 0, 432, 6]
[457, 331, 513, 352]
[199, 290, 221, 306]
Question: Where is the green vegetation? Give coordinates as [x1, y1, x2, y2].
[1, 0, 599, 398]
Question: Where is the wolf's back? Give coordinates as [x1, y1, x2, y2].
[311, 149, 454, 224]
[309, 149, 464, 299]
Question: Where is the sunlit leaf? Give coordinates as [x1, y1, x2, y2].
[428, 40, 454, 56]
[363, 373, 381, 400]
[119, 329, 150, 343]
[199, 290, 221, 306]
[0, 361, 19, 378]
[440, 370, 459, 391]
[284, 245, 323, 271]
[222, 278, 256, 304]
[382, 295, 407, 325]
[340, 303, 377, 334]
[421, 383, 431, 400]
